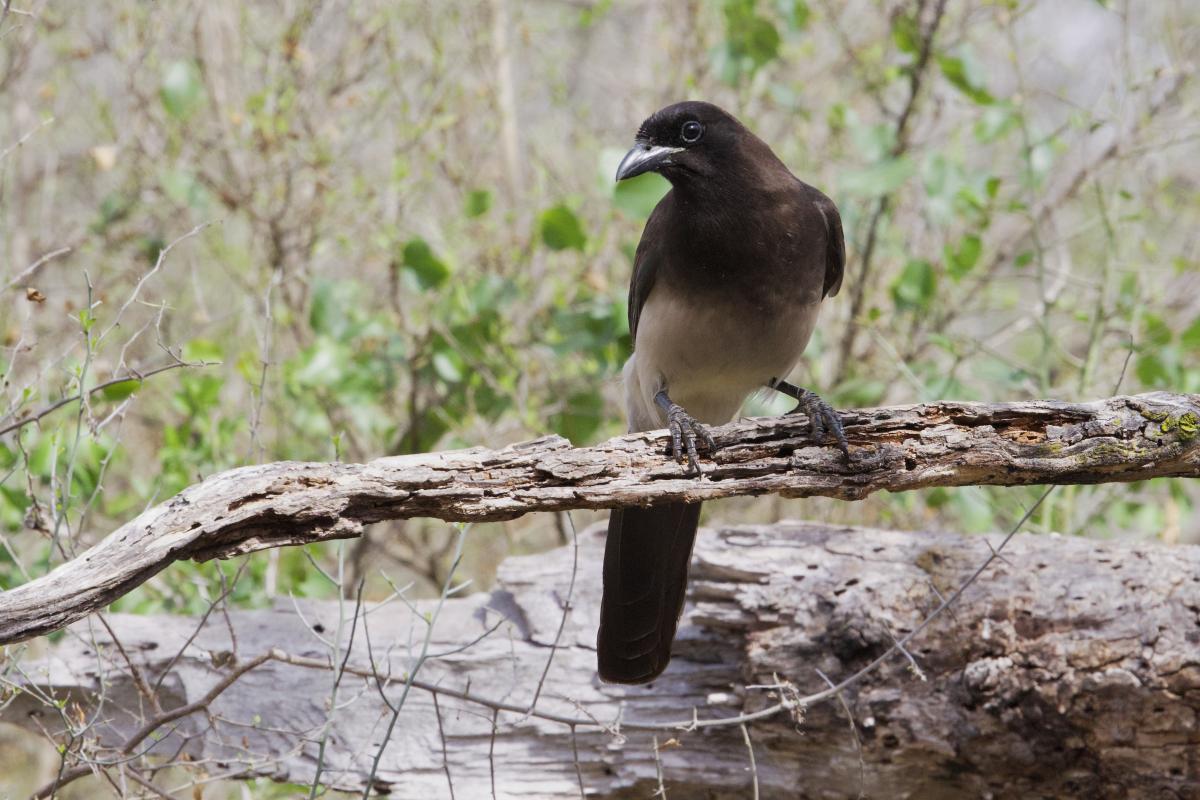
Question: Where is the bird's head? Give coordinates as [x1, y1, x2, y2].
[614, 101, 747, 185]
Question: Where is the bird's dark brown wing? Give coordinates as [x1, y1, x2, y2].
[627, 195, 672, 342]
[813, 193, 845, 299]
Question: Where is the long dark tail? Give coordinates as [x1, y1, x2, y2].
[597, 501, 701, 684]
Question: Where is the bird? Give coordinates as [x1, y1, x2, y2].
[598, 100, 848, 684]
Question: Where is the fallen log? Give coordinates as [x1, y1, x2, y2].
[6, 520, 1199, 798]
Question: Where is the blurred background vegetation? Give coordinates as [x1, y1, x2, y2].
[1, 0, 1198, 666]
[2, 0, 1198, 793]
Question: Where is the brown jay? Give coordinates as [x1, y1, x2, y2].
[598, 100, 847, 684]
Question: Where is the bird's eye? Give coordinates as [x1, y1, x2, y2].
[680, 120, 703, 144]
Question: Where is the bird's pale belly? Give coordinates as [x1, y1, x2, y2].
[623, 287, 821, 431]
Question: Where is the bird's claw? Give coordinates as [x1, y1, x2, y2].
[664, 403, 715, 476]
[790, 390, 850, 461]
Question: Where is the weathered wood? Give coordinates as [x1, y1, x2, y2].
[0, 392, 1197, 645]
[6, 521, 1198, 799]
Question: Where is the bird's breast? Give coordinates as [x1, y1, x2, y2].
[626, 283, 820, 428]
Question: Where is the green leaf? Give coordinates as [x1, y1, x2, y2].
[293, 337, 349, 388]
[849, 120, 897, 162]
[722, 0, 781, 81]
[139, 235, 167, 267]
[891, 12, 920, 55]
[1142, 314, 1172, 347]
[539, 205, 587, 251]
[974, 105, 1018, 143]
[160, 169, 209, 209]
[309, 280, 344, 337]
[938, 53, 995, 105]
[431, 350, 463, 383]
[833, 377, 887, 407]
[578, 0, 614, 26]
[1181, 316, 1200, 351]
[891, 259, 938, 311]
[160, 61, 205, 121]
[924, 487, 951, 509]
[99, 379, 140, 403]
[613, 172, 669, 219]
[945, 234, 982, 280]
[782, 0, 811, 29]
[183, 339, 223, 362]
[402, 238, 451, 290]
[839, 157, 915, 196]
[1135, 353, 1169, 387]
[549, 390, 604, 444]
[91, 192, 134, 234]
[465, 189, 492, 218]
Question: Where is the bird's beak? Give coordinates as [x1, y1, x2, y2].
[615, 141, 684, 181]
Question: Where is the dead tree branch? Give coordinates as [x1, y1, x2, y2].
[0, 391, 1197, 645]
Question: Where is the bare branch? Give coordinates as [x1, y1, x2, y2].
[0, 391, 1197, 645]
[30, 649, 278, 799]
[0, 359, 213, 439]
[4, 245, 70, 291]
[0, 114, 52, 162]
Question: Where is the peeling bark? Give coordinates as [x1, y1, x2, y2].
[5, 521, 1198, 799]
[0, 392, 1197, 645]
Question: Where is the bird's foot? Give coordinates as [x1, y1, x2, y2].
[768, 377, 849, 461]
[789, 389, 849, 460]
[654, 390, 716, 476]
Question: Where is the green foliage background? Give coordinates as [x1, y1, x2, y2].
[0, 0, 1197, 619]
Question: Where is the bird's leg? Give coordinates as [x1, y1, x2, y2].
[654, 389, 716, 476]
[767, 377, 850, 460]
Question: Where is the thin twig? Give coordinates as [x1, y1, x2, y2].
[309, 571, 365, 799]
[834, 0, 949, 382]
[0, 115, 52, 162]
[31, 649, 279, 799]
[525, 509, 580, 715]
[816, 668, 866, 798]
[150, 561, 247, 698]
[360, 525, 470, 799]
[652, 736, 668, 798]
[123, 766, 175, 800]
[97, 615, 163, 716]
[0, 360, 210, 438]
[739, 723, 760, 800]
[569, 724, 585, 799]
[97, 221, 216, 346]
[488, 707, 500, 800]
[432, 691, 456, 800]
[4, 246, 71, 291]
[884, 626, 927, 682]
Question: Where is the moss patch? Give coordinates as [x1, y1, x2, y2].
[1178, 412, 1199, 440]
[1136, 408, 1199, 441]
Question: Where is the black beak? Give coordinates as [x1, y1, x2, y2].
[615, 141, 684, 181]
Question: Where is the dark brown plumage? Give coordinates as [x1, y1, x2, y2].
[598, 101, 845, 684]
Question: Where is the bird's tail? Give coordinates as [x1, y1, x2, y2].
[597, 501, 701, 684]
